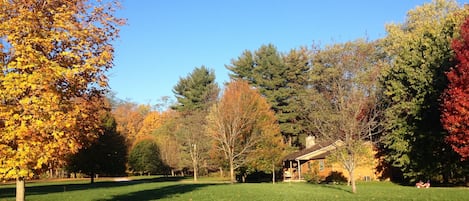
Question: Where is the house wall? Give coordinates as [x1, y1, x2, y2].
[329, 160, 378, 181]
[300, 159, 332, 180]
[299, 145, 381, 181]
[299, 158, 378, 181]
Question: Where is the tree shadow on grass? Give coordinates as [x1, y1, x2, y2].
[0, 176, 185, 199]
[95, 183, 221, 201]
[320, 184, 353, 194]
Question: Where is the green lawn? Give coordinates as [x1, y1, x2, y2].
[0, 177, 468, 201]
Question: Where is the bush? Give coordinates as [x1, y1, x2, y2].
[128, 139, 165, 175]
[303, 161, 321, 183]
[325, 171, 347, 184]
[303, 171, 321, 184]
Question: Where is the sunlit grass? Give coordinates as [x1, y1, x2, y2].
[0, 176, 467, 201]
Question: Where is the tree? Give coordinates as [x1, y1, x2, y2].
[154, 96, 175, 112]
[206, 80, 281, 183]
[281, 47, 312, 146]
[67, 113, 127, 183]
[152, 110, 184, 176]
[128, 139, 165, 175]
[305, 39, 383, 193]
[171, 66, 219, 181]
[442, 16, 469, 161]
[379, 0, 467, 183]
[247, 128, 286, 184]
[175, 111, 211, 181]
[227, 44, 310, 146]
[113, 102, 151, 145]
[0, 1, 123, 200]
[172, 66, 219, 112]
[137, 111, 165, 139]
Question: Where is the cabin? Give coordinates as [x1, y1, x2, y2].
[283, 136, 379, 182]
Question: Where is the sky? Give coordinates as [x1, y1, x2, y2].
[108, 0, 458, 105]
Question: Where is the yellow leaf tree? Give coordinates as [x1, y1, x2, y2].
[137, 110, 164, 140]
[206, 80, 282, 183]
[113, 102, 151, 145]
[0, 0, 123, 200]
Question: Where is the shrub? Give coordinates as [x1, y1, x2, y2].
[325, 171, 347, 184]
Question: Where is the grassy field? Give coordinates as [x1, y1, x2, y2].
[0, 176, 468, 201]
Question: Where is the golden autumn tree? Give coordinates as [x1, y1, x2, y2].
[206, 80, 281, 183]
[113, 102, 150, 145]
[137, 110, 165, 140]
[0, 0, 123, 200]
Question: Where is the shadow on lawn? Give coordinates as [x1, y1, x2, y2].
[321, 184, 353, 194]
[96, 183, 219, 201]
[0, 176, 185, 199]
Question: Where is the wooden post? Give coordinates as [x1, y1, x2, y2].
[297, 160, 301, 180]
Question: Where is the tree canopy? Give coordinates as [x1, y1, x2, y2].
[379, 0, 467, 182]
[227, 44, 310, 146]
[128, 139, 165, 175]
[441, 15, 469, 161]
[67, 113, 127, 183]
[0, 0, 123, 200]
[172, 66, 219, 113]
[171, 66, 220, 181]
[305, 39, 383, 193]
[206, 80, 281, 183]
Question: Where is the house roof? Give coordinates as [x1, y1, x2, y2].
[284, 140, 343, 161]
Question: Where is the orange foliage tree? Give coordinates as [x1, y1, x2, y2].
[137, 111, 165, 140]
[113, 102, 150, 145]
[0, 0, 123, 200]
[206, 80, 282, 183]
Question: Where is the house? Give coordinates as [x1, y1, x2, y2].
[283, 136, 379, 182]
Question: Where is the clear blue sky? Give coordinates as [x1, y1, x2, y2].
[108, 0, 457, 104]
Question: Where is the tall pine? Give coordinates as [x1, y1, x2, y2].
[227, 44, 310, 146]
[172, 66, 219, 113]
[172, 66, 219, 181]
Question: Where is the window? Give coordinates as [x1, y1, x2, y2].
[319, 160, 325, 172]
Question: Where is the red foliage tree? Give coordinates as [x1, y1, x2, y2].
[441, 16, 469, 160]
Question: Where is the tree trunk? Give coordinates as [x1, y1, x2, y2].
[229, 160, 235, 184]
[466, 175, 469, 187]
[219, 167, 223, 178]
[191, 144, 198, 182]
[16, 177, 25, 201]
[90, 172, 95, 184]
[443, 173, 449, 184]
[272, 163, 276, 184]
[193, 163, 198, 182]
[349, 171, 356, 193]
[171, 169, 175, 177]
